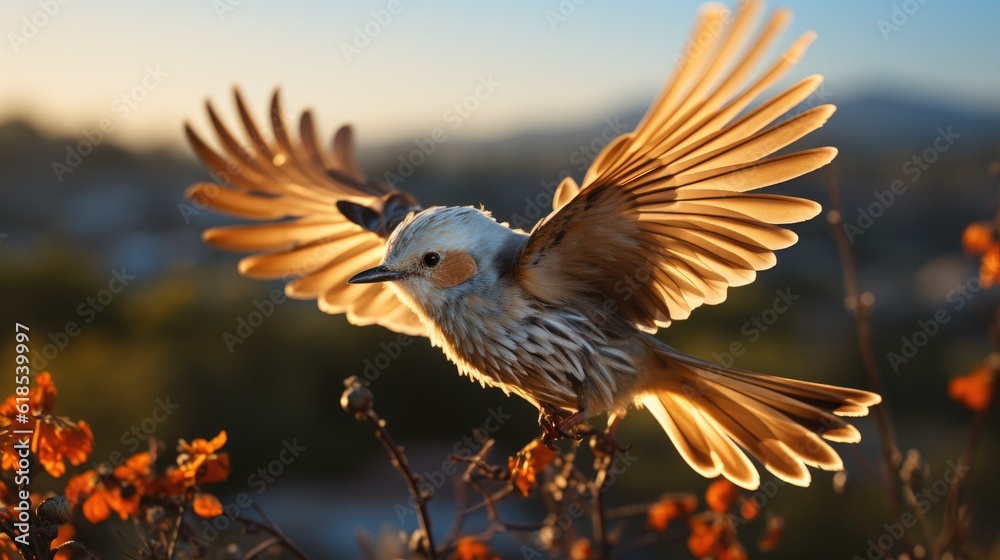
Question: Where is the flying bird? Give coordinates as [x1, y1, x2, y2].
[184, 0, 880, 490]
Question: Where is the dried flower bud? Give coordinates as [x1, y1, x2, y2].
[36, 495, 71, 526]
[35, 495, 72, 550]
[341, 376, 374, 419]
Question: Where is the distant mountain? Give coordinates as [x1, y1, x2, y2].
[823, 93, 1000, 152]
[364, 92, 1000, 179]
[1, 93, 997, 279]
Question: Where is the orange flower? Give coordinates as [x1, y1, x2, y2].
[719, 544, 748, 560]
[52, 523, 75, 560]
[0, 535, 20, 560]
[0, 372, 93, 477]
[757, 513, 784, 552]
[963, 223, 994, 255]
[453, 537, 499, 560]
[195, 452, 231, 484]
[85, 485, 141, 523]
[705, 479, 737, 514]
[64, 469, 99, 509]
[65, 452, 154, 523]
[179, 430, 227, 457]
[568, 537, 594, 560]
[648, 499, 682, 532]
[508, 440, 556, 497]
[67, 442, 233, 524]
[981, 244, 1000, 288]
[115, 451, 153, 483]
[948, 365, 994, 412]
[178, 430, 228, 482]
[687, 518, 724, 557]
[146, 466, 188, 497]
[156, 434, 230, 516]
[739, 498, 759, 521]
[193, 493, 224, 518]
[647, 495, 696, 532]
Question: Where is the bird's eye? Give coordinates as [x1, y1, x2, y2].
[423, 252, 441, 267]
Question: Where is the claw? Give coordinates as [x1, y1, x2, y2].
[590, 411, 630, 457]
[538, 404, 586, 449]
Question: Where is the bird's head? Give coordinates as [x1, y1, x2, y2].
[348, 206, 525, 317]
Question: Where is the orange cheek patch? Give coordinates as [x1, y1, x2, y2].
[431, 252, 478, 288]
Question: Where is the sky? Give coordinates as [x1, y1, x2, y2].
[2, 0, 999, 150]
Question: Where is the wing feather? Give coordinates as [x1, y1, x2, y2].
[186, 89, 427, 336]
[529, 0, 832, 331]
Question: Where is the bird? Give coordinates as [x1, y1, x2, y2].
[184, 0, 880, 490]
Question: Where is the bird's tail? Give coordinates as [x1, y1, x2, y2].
[638, 345, 881, 490]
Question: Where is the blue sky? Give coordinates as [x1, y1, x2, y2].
[2, 0, 998, 148]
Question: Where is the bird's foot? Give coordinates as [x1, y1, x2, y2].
[538, 404, 586, 449]
[589, 412, 630, 457]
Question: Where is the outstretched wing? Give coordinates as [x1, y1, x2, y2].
[524, 0, 832, 332]
[185, 89, 428, 336]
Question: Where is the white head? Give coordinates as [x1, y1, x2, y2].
[348, 206, 525, 318]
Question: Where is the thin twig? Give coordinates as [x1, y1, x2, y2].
[441, 468, 470, 546]
[826, 170, 906, 529]
[242, 536, 282, 560]
[50, 541, 101, 560]
[590, 424, 621, 560]
[364, 410, 437, 559]
[234, 503, 313, 560]
[933, 365, 993, 557]
[455, 486, 514, 517]
[591, 452, 613, 560]
[166, 503, 183, 560]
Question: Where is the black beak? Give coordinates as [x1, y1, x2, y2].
[348, 265, 406, 284]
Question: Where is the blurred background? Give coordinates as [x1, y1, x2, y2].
[2, 0, 999, 557]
